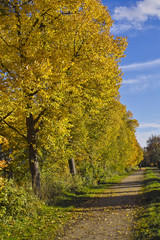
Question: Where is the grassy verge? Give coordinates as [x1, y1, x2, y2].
[0, 170, 134, 240]
[133, 167, 160, 240]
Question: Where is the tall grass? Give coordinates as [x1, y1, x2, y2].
[133, 167, 160, 240]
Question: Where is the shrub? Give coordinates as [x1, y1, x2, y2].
[0, 179, 42, 219]
[41, 169, 86, 204]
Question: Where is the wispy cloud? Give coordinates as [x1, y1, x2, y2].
[121, 72, 160, 93]
[111, 23, 133, 34]
[122, 74, 149, 85]
[121, 58, 160, 71]
[123, 79, 140, 85]
[113, 0, 160, 23]
[139, 122, 160, 128]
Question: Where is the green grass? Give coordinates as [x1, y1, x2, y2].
[0, 170, 134, 240]
[0, 205, 73, 240]
[132, 167, 160, 240]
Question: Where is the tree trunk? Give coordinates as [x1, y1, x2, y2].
[68, 158, 76, 175]
[26, 113, 41, 196]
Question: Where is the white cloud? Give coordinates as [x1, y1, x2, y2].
[122, 74, 149, 85]
[123, 79, 140, 85]
[139, 122, 160, 128]
[121, 58, 160, 71]
[121, 73, 160, 93]
[113, 0, 160, 24]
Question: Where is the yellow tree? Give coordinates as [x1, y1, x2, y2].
[114, 110, 143, 170]
[0, 0, 127, 194]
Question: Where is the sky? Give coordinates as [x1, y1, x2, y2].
[102, 0, 160, 148]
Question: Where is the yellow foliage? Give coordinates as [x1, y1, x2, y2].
[0, 177, 6, 191]
[0, 160, 7, 171]
[0, 136, 9, 153]
[0, 0, 142, 187]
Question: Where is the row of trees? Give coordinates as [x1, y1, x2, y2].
[0, 0, 143, 195]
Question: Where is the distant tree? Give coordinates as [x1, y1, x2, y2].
[142, 135, 160, 167]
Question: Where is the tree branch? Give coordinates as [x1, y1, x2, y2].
[3, 119, 27, 140]
[21, 0, 33, 7]
[34, 109, 46, 126]
[66, 38, 85, 73]
[24, 8, 53, 45]
[28, 90, 39, 97]
[0, 36, 20, 50]
[0, 110, 14, 123]
[0, 60, 16, 81]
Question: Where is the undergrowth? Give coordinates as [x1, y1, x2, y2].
[0, 169, 135, 240]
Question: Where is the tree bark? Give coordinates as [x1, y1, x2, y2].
[26, 113, 41, 196]
[68, 158, 76, 175]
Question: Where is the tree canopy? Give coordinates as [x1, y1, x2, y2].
[0, 0, 143, 194]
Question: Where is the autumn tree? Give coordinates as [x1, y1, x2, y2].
[98, 106, 143, 174]
[118, 110, 143, 169]
[0, 0, 128, 194]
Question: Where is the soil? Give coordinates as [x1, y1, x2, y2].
[58, 169, 145, 240]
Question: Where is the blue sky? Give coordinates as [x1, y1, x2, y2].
[102, 0, 160, 148]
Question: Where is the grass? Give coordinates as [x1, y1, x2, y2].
[132, 167, 160, 240]
[0, 170, 133, 240]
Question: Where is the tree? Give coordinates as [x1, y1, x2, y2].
[101, 106, 143, 173]
[0, 0, 127, 194]
[143, 135, 160, 166]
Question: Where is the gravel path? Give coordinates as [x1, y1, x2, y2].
[59, 169, 145, 240]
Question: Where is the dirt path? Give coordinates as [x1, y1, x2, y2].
[58, 169, 145, 240]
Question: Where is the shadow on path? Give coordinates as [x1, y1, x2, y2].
[58, 170, 146, 240]
[57, 170, 145, 209]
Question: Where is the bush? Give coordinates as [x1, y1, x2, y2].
[0, 179, 42, 219]
[69, 175, 85, 193]
[41, 169, 86, 204]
